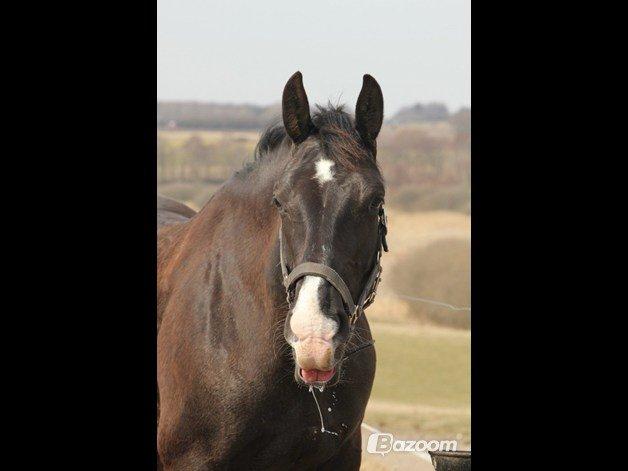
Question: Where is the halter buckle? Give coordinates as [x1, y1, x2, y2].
[349, 306, 361, 326]
[363, 266, 382, 310]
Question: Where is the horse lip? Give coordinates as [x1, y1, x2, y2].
[298, 367, 336, 385]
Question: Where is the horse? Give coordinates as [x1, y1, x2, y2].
[157, 71, 387, 470]
[157, 194, 197, 229]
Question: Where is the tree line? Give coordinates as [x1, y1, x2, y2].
[158, 101, 470, 131]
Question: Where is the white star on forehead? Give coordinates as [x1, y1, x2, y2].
[314, 158, 335, 184]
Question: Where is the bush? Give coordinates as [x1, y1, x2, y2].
[391, 239, 470, 329]
[388, 184, 470, 213]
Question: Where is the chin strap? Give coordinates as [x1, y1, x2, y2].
[279, 207, 388, 327]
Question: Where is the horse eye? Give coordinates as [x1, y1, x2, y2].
[369, 198, 383, 212]
[271, 196, 282, 208]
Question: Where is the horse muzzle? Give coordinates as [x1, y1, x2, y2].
[293, 336, 335, 367]
[292, 338, 339, 386]
[288, 331, 348, 386]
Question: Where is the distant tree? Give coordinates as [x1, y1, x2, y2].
[449, 107, 471, 133]
[157, 101, 280, 130]
[157, 137, 174, 182]
[388, 102, 450, 124]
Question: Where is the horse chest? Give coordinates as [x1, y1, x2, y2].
[205, 383, 363, 469]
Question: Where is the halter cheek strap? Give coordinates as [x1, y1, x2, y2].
[279, 207, 388, 327]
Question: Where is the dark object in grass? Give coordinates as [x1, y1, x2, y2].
[429, 450, 471, 471]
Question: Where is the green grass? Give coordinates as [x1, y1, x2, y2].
[371, 323, 470, 406]
[365, 322, 470, 445]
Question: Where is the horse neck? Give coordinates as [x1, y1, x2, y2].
[188, 153, 288, 349]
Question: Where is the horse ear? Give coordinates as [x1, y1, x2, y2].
[282, 71, 314, 144]
[355, 74, 384, 155]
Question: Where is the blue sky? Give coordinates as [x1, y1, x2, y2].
[158, 0, 470, 115]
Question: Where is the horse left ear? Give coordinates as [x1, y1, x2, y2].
[355, 74, 384, 156]
[282, 71, 315, 144]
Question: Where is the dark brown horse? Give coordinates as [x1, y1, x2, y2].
[157, 72, 386, 470]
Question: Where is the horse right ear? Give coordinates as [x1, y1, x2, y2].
[355, 74, 384, 156]
[282, 71, 314, 144]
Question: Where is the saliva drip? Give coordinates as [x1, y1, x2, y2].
[309, 386, 338, 436]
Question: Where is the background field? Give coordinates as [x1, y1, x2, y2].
[361, 324, 469, 470]
[157, 108, 470, 470]
[362, 209, 471, 469]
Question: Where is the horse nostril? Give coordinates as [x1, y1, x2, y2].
[324, 310, 346, 331]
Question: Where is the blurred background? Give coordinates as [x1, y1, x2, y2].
[159, 0, 469, 468]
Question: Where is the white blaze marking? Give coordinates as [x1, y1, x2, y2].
[314, 158, 335, 184]
[290, 276, 338, 341]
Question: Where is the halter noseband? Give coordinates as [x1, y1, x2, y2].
[279, 207, 388, 327]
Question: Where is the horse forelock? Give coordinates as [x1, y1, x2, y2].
[252, 104, 379, 174]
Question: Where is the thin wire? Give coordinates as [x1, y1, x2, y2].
[391, 293, 471, 312]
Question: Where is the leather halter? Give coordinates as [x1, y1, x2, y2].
[279, 207, 388, 327]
